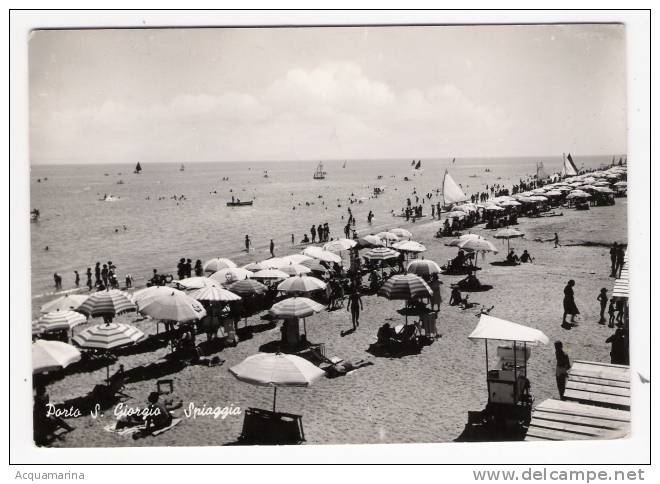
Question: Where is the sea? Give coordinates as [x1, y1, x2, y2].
[30, 155, 615, 300]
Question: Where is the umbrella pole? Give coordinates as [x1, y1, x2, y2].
[273, 387, 277, 413]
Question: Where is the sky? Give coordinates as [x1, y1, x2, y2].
[29, 24, 627, 164]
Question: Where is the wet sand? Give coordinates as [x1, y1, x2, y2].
[43, 199, 627, 447]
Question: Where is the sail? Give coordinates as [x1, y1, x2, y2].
[135, 162, 142, 173]
[415, 160, 421, 170]
[564, 153, 578, 176]
[313, 161, 325, 179]
[442, 170, 467, 205]
[536, 162, 548, 180]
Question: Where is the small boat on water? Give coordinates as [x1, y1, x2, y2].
[226, 200, 253, 207]
[342, 161, 347, 168]
[263, 170, 269, 178]
[99, 195, 120, 202]
[313, 161, 326, 180]
[134, 162, 142, 174]
[440, 169, 467, 210]
[117, 180, 124, 185]
[180, 163, 185, 172]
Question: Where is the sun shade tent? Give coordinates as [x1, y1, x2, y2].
[468, 314, 549, 344]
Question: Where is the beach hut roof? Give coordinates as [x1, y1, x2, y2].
[468, 314, 549, 345]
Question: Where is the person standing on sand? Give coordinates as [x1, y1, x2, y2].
[615, 244, 625, 277]
[86, 268, 93, 291]
[554, 341, 571, 400]
[429, 274, 443, 311]
[562, 279, 579, 328]
[94, 262, 101, 286]
[53, 273, 62, 290]
[74, 270, 80, 287]
[597, 288, 608, 324]
[610, 242, 619, 276]
[270, 239, 275, 257]
[310, 225, 316, 243]
[346, 290, 364, 331]
[553, 232, 561, 248]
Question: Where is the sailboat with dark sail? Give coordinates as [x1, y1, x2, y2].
[313, 161, 326, 180]
[415, 160, 422, 170]
[134, 162, 142, 174]
[561, 153, 579, 177]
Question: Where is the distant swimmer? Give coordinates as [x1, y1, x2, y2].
[245, 234, 251, 252]
[44, 246, 49, 251]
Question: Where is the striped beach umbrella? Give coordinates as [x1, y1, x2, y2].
[378, 274, 432, 300]
[188, 285, 241, 303]
[277, 275, 326, 295]
[364, 247, 400, 261]
[73, 322, 144, 350]
[406, 259, 442, 277]
[40, 294, 88, 314]
[269, 297, 325, 319]
[138, 291, 207, 322]
[211, 267, 254, 284]
[32, 340, 81, 374]
[36, 310, 87, 334]
[75, 290, 136, 318]
[229, 352, 325, 412]
[392, 240, 426, 253]
[203, 257, 237, 273]
[227, 279, 268, 297]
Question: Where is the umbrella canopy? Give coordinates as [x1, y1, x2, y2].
[323, 238, 357, 252]
[302, 246, 342, 264]
[544, 190, 563, 197]
[376, 231, 400, 242]
[457, 237, 499, 254]
[277, 263, 312, 277]
[392, 240, 426, 253]
[260, 257, 289, 269]
[494, 228, 524, 240]
[243, 261, 268, 272]
[299, 258, 329, 274]
[40, 294, 88, 314]
[389, 228, 412, 238]
[614, 181, 627, 187]
[468, 314, 549, 345]
[73, 323, 145, 350]
[188, 285, 241, 303]
[203, 258, 237, 273]
[252, 269, 290, 280]
[133, 286, 187, 308]
[499, 200, 522, 206]
[32, 340, 81, 374]
[593, 186, 615, 194]
[484, 205, 505, 211]
[280, 254, 313, 265]
[229, 352, 325, 387]
[378, 274, 432, 300]
[363, 247, 400, 261]
[36, 310, 87, 333]
[277, 275, 327, 294]
[442, 210, 467, 219]
[139, 291, 207, 322]
[406, 259, 442, 277]
[210, 267, 254, 284]
[227, 279, 268, 296]
[357, 234, 384, 247]
[567, 191, 591, 199]
[75, 290, 136, 318]
[269, 297, 325, 319]
[447, 233, 483, 247]
[173, 276, 218, 290]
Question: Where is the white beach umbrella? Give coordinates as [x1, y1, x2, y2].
[447, 233, 482, 247]
[211, 267, 254, 284]
[252, 269, 290, 280]
[389, 228, 412, 238]
[173, 276, 217, 290]
[277, 275, 327, 294]
[442, 211, 467, 219]
[494, 228, 525, 251]
[133, 286, 187, 308]
[323, 238, 357, 252]
[357, 234, 384, 247]
[203, 258, 237, 273]
[302, 246, 342, 264]
[40, 294, 88, 314]
[280, 254, 313, 265]
[32, 340, 81, 374]
[376, 231, 400, 243]
[260, 257, 289, 269]
[457, 237, 499, 254]
[139, 291, 207, 322]
[269, 297, 325, 319]
[243, 261, 268, 272]
[392, 240, 426, 253]
[278, 264, 312, 277]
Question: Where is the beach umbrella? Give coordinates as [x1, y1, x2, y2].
[73, 322, 145, 350]
[277, 275, 326, 295]
[280, 254, 313, 265]
[567, 191, 591, 199]
[203, 258, 237, 273]
[260, 257, 289, 269]
[252, 269, 290, 280]
[594, 186, 615, 194]
[227, 279, 268, 297]
[323, 238, 357, 252]
[544, 190, 563, 197]
[211, 267, 254, 284]
[392, 240, 426, 253]
[376, 231, 400, 245]
[442, 211, 467, 219]
[32, 340, 81, 374]
[614, 181, 627, 187]
[188, 285, 241, 303]
[278, 263, 312, 277]
[299, 258, 329, 274]
[173, 276, 217, 290]
[357, 234, 384, 248]
[528, 196, 548, 202]
[229, 352, 325, 412]
[447, 233, 482, 247]
[75, 289, 136, 319]
[363, 247, 400, 261]
[378, 274, 432, 301]
[457, 237, 498, 253]
[242, 261, 268, 272]
[494, 228, 525, 251]
[269, 297, 325, 319]
[389, 228, 412, 238]
[35, 310, 87, 334]
[132, 286, 187, 308]
[40, 294, 88, 314]
[302, 246, 342, 264]
[484, 205, 505, 212]
[139, 290, 207, 323]
[406, 259, 441, 277]
[499, 200, 522, 206]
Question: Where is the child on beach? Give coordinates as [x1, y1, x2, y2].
[597, 288, 608, 324]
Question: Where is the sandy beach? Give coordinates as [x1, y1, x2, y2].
[38, 197, 627, 447]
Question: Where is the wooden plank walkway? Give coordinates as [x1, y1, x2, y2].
[525, 361, 630, 441]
